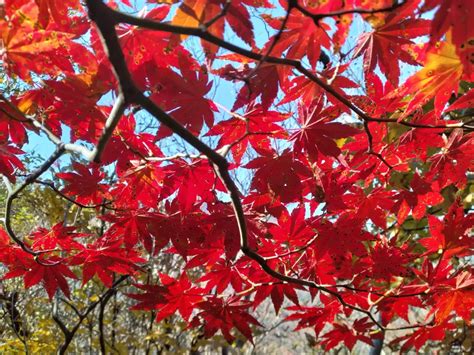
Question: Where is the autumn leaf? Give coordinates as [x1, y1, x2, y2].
[3, 253, 77, 300]
[153, 273, 204, 322]
[195, 296, 261, 344]
[291, 102, 360, 160]
[57, 163, 110, 205]
[0, 143, 24, 182]
[388, 37, 464, 117]
[172, 0, 254, 58]
[263, 11, 331, 68]
[421, 201, 474, 258]
[431, 271, 474, 325]
[354, 16, 430, 85]
[0, 18, 77, 81]
[206, 105, 288, 164]
[245, 150, 312, 203]
[152, 56, 218, 137]
[30, 223, 86, 251]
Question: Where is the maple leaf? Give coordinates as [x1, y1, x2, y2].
[148, 209, 208, 258]
[410, 258, 453, 293]
[280, 64, 358, 107]
[343, 187, 395, 229]
[388, 36, 466, 118]
[57, 163, 110, 205]
[364, 236, 413, 281]
[151, 57, 218, 137]
[153, 273, 204, 322]
[426, 0, 474, 70]
[421, 201, 474, 258]
[0, 14, 78, 81]
[430, 271, 474, 325]
[3, 253, 77, 300]
[0, 98, 29, 145]
[198, 260, 244, 294]
[103, 210, 164, 250]
[445, 88, 474, 112]
[0, 143, 24, 182]
[127, 283, 167, 311]
[34, 0, 82, 30]
[320, 319, 374, 351]
[263, 11, 331, 68]
[117, 6, 194, 87]
[114, 160, 165, 209]
[43, 77, 109, 142]
[101, 114, 163, 169]
[312, 215, 373, 261]
[286, 297, 340, 336]
[30, 222, 86, 251]
[18, 72, 112, 142]
[161, 159, 225, 213]
[394, 321, 454, 352]
[426, 129, 474, 189]
[291, 102, 360, 160]
[268, 205, 315, 246]
[217, 59, 285, 111]
[194, 296, 261, 344]
[352, 72, 395, 117]
[353, 16, 430, 85]
[185, 237, 226, 269]
[172, 0, 254, 58]
[71, 239, 145, 287]
[245, 149, 312, 203]
[378, 296, 424, 325]
[206, 105, 288, 164]
[0, 0, 473, 350]
[253, 282, 300, 315]
[393, 174, 444, 225]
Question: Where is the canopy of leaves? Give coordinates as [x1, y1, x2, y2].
[0, 0, 472, 353]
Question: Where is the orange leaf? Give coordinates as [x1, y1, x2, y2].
[388, 36, 464, 118]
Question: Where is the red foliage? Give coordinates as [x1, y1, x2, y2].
[0, 0, 472, 352]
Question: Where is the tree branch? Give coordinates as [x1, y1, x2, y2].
[92, 94, 126, 163]
[4, 145, 65, 258]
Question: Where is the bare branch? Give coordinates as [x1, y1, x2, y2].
[4, 145, 65, 258]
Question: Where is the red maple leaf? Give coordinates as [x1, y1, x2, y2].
[71, 239, 145, 287]
[320, 319, 374, 351]
[263, 11, 331, 68]
[421, 201, 474, 258]
[3, 253, 77, 300]
[151, 56, 217, 137]
[0, 143, 24, 182]
[206, 105, 288, 164]
[291, 102, 360, 160]
[194, 296, 261, 344]
[353, 15, 430, 85]
[30, 222, 86, 251]
[430, 271, 474, 325]
[154, 273, 204, 322]
[57, 163, 110, 205]
[245, 149, 312, 203]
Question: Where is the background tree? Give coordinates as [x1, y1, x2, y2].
[0, 0, 473, 353]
